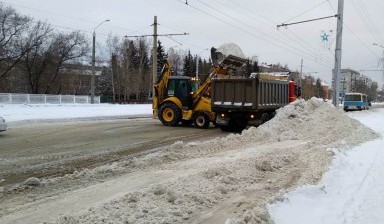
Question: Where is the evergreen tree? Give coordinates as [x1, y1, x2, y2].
[183, 51, 196, 76]
[315, 78, 323, 98]
[157, 40, 166, 73]
[252, 61, 260, 73]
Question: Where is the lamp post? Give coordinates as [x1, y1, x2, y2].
[91, 19, 110, 104]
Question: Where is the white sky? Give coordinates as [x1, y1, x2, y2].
[2, 0, 384, 86]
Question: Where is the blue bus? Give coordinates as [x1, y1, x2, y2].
[343, 93, 370, 112]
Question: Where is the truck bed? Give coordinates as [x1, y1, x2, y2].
[211, 75, 289, 112]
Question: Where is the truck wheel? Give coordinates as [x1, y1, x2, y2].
[159, 103, 181, 126]
[261, 113, 270, 124]
[194, 112, 210, 129]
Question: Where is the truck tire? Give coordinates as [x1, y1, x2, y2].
[261, 113, 270, 124]
[159, 103, 181, 126]
[194, 112, 210, 129]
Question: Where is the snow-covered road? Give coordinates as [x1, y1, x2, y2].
[269, 108, 384, 224]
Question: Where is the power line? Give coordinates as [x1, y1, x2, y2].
[200, 0, 334, 66]
[353, 0, 384, 43]
[326, 0, 380, 59]
[212, 0, 335, 63]
[284, 0, 330, 23]
[178, 0, 333, 69]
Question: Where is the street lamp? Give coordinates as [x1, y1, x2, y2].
[91, 19, 110, 104]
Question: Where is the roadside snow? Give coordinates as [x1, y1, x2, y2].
[0, 103, 152, 123]
[269, 108, 384, 224]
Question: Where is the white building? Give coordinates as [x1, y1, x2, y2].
[332, 68, 373, 97]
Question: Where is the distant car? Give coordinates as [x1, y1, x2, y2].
[0, 116, 7, 132]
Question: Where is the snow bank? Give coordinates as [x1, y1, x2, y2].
[0, 103, 152, 123]
[268, 108, 384, 224]
[46, 98, 377, 224]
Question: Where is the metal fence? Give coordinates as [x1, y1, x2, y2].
[0, 93, 100, 104]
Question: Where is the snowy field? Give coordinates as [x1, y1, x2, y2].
[0, 103, 152, 124]
[1, 100, 384, 223]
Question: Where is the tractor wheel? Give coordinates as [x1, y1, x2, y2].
[159, 103, 181, 126]
[194, 112, 210, 129]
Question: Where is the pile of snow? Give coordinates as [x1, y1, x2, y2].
[41, 98, 378, 224]
[216, 43, 246, 59]
[269, 108, 384, 224]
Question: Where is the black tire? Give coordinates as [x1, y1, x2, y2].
[268, 111, 276, 119]
[159, 103, 181, 126]
[194, 112, 210, 129]
[261, 113, 270, 124]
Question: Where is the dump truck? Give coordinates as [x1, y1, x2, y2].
[153, 43, 299, 131]
[210, 43, 299, 131]
[211, 74, 298, 131]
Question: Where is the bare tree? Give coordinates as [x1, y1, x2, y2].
[45, 31, 89, 94]
[22, 21, 54, 94]
[22, 27, 89, 94]
[0, 5, 48, 79]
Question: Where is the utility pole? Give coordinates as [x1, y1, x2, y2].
[332, 0, 344, 107]
[91, 19, 110, 104]
[152, 16, 158, 101]
[125, 16, 189, 101]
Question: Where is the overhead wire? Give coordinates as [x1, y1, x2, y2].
[326, 0, 380, 59]
[180, 0, 333, 69]
[284, 0, 330, 23]
[350, 0, 381, 44]
[218, 0, 334, 63]
[202, 0, 335, 66]
[2, 1, 145, 37]
[354, 0, 384, 43]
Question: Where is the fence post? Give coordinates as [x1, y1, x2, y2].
[59, 95, 62, 104]
[44, 95, 47, 104]
[27, 94, 30, 104]
[9, 93, 12, 104]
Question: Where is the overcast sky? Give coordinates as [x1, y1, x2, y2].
[3, 0, 384, 86]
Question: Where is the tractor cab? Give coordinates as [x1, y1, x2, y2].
[166, 76, 193, 110]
